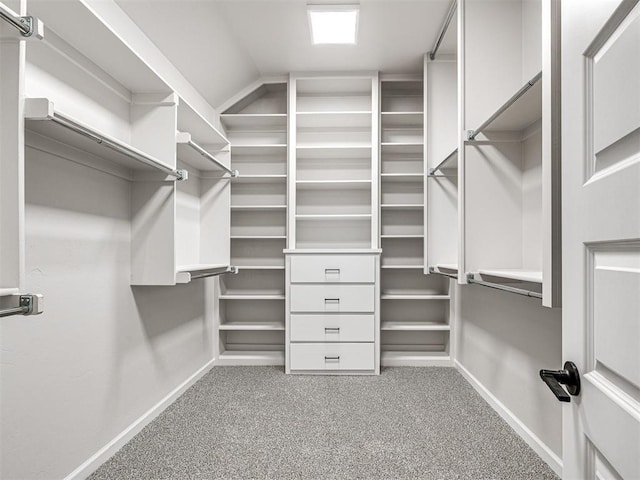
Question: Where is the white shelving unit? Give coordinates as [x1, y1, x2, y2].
[219, 80, 288, 365]
[379, 76, 452, 366]
[460, 0, 560, 307]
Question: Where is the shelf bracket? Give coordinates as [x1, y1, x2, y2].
[177, 169, 189, 181]
[466, 130, 475, 141]
[0, 294, 44, 318]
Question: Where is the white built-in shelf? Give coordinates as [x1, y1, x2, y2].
[381, 173, 424, 182]
[218, 350, 285, 363]
[429, 148, 458, 176]
[381, 143, 424, 155]
[177, 100, 228, 147]
[467, 71, 542, 140]
[233, 174, 287, 183]
[297, 143, 372, 151]
[236, 265, 285, 271]
[296, 111, 372, 129]
[231, 205, 287, 211]
[220, 113, 287, 129]
[219, 294, 286, 300]
[231, 144, 287, 155]
[381, 322, 450, 331]
[381, 112, 424, 127]
[477, 269, 543, 284]
[296, 145, 371, 159]
[230, 236, 287, 240]
[24, 98, 179, 178]
[381, 204, 423, 210]
[381, 234, 424, 239]
[381, 294, 450, 300]
[176, 132, 232, 173]
[219, 322, 286, 331]
[381, 351, 450, 366]
[381, 265, 424, 270]
[296, 179, 372, 189]
[296, 214, 372, 220]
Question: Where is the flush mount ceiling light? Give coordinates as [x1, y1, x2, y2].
[308, 3, 359, 45]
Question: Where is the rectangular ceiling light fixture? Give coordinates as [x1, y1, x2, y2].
[308, 3, 359, 45]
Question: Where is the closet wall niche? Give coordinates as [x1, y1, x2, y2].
[218, 80, 289, 365]
[460, 0, 560, 307]
[20, 0, 233, 287]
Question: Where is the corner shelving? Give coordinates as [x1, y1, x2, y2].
[218, 79, 289, 365]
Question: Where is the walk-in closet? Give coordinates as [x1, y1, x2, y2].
[1, 0, 638, 479]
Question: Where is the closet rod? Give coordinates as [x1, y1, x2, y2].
[466, 274, 542, 299]
[467, 71, 542, 140]
[429, 148, 458, 176]
[429, 0, 457, 60]
[0, 2, 34, 36]
[189, 266, 238, 280]
[429, 267, 458, 279]
[0, 295, 38, 318]
[49, 114, 187, 181]
[186, 140, 238, 177]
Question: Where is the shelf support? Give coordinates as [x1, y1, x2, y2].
[467, 71, 542, 141]
[466, 274, 542, 299]
[0, 294, 43, 318]
[0, 2, 36, 37]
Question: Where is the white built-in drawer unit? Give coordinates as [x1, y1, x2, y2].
[290, 284, 375, 313]
[290, 255, 375, 283]
[289, 343, 375, 371]
[290, 315, 375, 342]
[285, 251, 381, 375]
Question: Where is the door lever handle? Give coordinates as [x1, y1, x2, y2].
[539, 361, 581, 402]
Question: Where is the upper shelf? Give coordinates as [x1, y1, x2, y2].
[176, 132, 235, 175]
[177, 99, 228, 148]
[467, 71, 542, 140]
[220, 113, 287, 130]
[477, 269, 542, 284]
[381, 112, 424, 128]
[25, 98, 184, 180]
[296, 111, 372, 129]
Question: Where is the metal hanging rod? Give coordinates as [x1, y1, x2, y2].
[467, 71, 542, 141]
[186, 140, 238, 178]
[429, 147, 458, 176]
[429, 0, 457, 60]
[429, 267, 458, 279]
[0, 294, 43, 318]
[46, 113, 187, 181]
[0, 2, 34, 36]
[189, 266, 238, 280]
[466, 274, 542, 299]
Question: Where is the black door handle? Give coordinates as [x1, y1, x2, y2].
[539, 361, 581, 402]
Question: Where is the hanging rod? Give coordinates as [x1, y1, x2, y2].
[429, 0, 457, 60]
[189, 266, 238, 280]
[429, 267, 458, 279]
[0, 2, 34, 36]
[0, 294, 43, 318]
[186, 139, 238, 177]
[467, 71, 542, 140]
[429, 147, 458, 176]
[466, 274, 542, 299]
[48, 114, 188, 180]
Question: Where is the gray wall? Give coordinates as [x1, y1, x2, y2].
[0, 146, 215, 479]
[457, 284, 562, 458]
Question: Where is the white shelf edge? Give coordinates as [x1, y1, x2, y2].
[380, 322, 451, 331]
[219, 294, 285, 300]
[477, 269, 543, 284]
[381, 294, 450, 300]
[219, 323, 285, 331]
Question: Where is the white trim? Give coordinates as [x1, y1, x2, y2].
[63, 359, 216, 480]
[455, 360, 563, 477]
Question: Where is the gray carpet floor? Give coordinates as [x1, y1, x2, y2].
[89, 367, 559, 480]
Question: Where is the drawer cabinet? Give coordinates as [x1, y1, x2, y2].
[290, 285, 375, 313]
[290, 343, 375, 371]
[286, 251, 380, 375]
[290, 255, 375, 283]
[290, 315, 375, 342]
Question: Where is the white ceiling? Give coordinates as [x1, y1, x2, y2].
[115, 0, 457, 109]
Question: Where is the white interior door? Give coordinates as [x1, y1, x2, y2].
[562, 0, 640, 478]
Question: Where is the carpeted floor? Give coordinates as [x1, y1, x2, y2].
[89, 367, 559, 480]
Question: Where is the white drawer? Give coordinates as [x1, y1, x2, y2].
[290, 315, 375, 342]
[290, 255, 375, 283]
[290, 285, 375, 313]
[290, 343, 375, 371]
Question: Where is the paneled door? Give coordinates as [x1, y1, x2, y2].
[562, 0, 640, 478]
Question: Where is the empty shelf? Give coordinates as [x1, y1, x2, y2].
[231, 144, 287, 155]
[381, 294, 450, 300]
[230, 235, 287, 240]
[296, 111, 372, 129]
[236, 266, 285, 271]
[381, 173, 424, 182]
[381, 265, 424, 270]
[296, 146, 371, 159]
[381, 143, 424, 155]
[176, 132, 234, 174]
[381, 204, 423, 210]
[231, 205, 287, 211]
[221, 113, 287, 129]
[477, 269, 543, 283]
[296, 179, 372, 189]
[233, 175, 287, 183]
[219, 294, 285, 300]
[381, 350, 450, 366]
[381, 112, 424, 127]
[381, 322, 450, 331]
[380, 234, 424, 239]
[219, 322, 285, 331]
[296, 214, 372, 219]
[218, 350, 284, 363]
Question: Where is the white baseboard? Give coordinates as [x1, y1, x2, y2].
[455, 360, 563, 477]
[64, 359, 216, 480]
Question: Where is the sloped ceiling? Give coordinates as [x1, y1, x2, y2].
[115, 0, 457, 109]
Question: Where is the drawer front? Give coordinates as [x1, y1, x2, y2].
[290, 343, 375, 371]
[290, 255, 375, 283]
[290, 315, 375, 342]
[290, 285, 375, 313]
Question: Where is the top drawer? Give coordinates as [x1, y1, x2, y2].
[290, 255, 376, 283]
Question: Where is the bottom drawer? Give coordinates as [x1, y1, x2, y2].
[290, 343, 375, 371]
